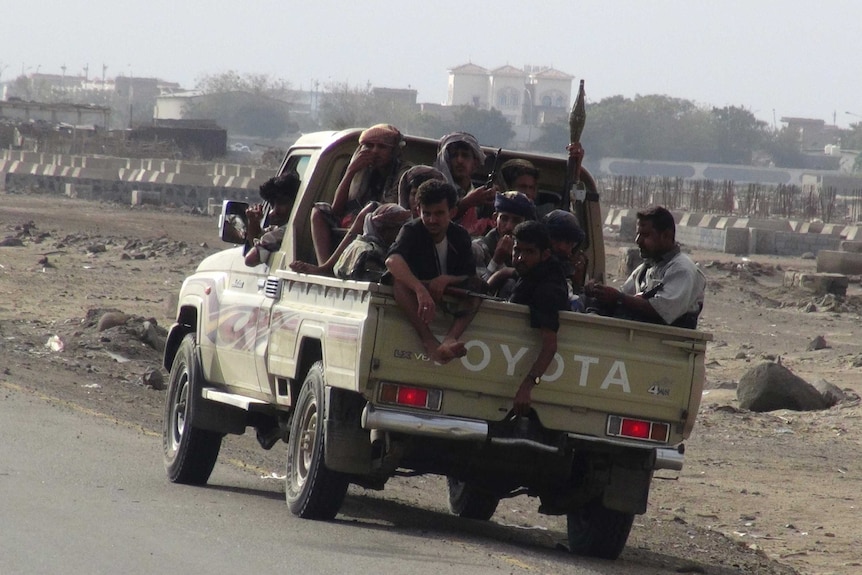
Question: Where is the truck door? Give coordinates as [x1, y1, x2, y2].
[211, 252, 271, 393]
[252, 153, 311, 395]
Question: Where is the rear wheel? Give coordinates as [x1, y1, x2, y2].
[566, 500, 634, 560]
[285, 361, 349, 519]
[163, 334, 222, 485]
[447, 477, 500, 521]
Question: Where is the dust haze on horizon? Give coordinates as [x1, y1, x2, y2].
[3, 0, 861, 129]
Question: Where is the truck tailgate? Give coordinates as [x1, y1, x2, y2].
[370, 297, 710, 444]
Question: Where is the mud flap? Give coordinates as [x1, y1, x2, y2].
[324, 419, 372, 474]
[323, 387, 372, 474]
[192, 398, 248, 435]
[602, 465, 651, 515]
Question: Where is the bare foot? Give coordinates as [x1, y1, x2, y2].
[289, 260, 324, 275]
[434, 340, 467, 364]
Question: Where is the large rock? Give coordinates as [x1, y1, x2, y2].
[139, 320, 166, 352]
[736, 362, 828, 412]
[97, 311, 127, 331]
[618, 247, 642, 278]
[812, 379, 846, 407]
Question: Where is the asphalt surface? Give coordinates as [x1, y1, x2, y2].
[1, 381, 691, 575]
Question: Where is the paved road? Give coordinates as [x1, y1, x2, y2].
[0, 382, 708, 575]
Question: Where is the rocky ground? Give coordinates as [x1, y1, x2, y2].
[2, 191, 860, 574]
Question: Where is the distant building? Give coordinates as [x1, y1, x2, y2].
[371, 87, 417, 108]
[0, 99, 111, 128]
[154, 90, 204, 120]
[447, 63, 574, 127]
[780, 116, 842, 152]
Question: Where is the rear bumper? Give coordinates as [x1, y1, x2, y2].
[361, 404, 488, 441]
[361, 404, 685, 468]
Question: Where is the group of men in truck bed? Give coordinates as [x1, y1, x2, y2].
[244, 124, 705, 414]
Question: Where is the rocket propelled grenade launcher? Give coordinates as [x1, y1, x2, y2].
[566, 79, 587, 206]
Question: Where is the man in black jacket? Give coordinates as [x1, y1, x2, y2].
[507, 221, 569, 415]
[386, 180, 479, 364]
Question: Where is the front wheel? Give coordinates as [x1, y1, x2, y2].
[163, 333, 222, 485]
[566, 500, 634, 560]
[447, 477, 500, 520]
[285, 361, 349, 519]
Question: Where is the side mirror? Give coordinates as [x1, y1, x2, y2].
[219, 200, 249, 244]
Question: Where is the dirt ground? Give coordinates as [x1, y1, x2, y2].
[2, 191, 860, 574]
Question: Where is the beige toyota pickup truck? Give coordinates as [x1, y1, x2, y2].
[162, 128, 711, 560]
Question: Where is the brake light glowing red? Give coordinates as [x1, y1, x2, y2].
[621, 419, 650, 439]
[607, 415, 670, 443]
[397, 387, 428, 407]
[378, 382, 441, 410]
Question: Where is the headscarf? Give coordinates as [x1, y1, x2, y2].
[396, 165, 446, 209]
[542, 209, 585, 245]
[363, 203, 411, 242]
[347, 124, 406, 208]
[359, 124, 403, 151]
[494, 191, 536, 221]
[432, 132, 484, 193]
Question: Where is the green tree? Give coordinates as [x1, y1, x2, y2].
[452, 106, 514, 147]
[531, 122, 569, 153]
[317, 82, 419, 132]
[710, 106, 768, 164]
[184, 92, 292, 138]
[581, 94, 768, 164]
[764, 127, 805, 168]
[412, 111, 455, 140]
[195, 70, 292, 98]
[188, 71, 295, 138]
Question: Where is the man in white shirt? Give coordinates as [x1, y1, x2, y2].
[586, 206, 705, 329]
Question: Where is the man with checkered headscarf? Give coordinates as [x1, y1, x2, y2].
[433, 132, 498, 236]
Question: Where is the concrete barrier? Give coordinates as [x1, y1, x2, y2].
[784, 271, 849, 296]
[839, 240, 862, 253]
[723, 227, 750, 254]
[799, 221, 824, 234]
[678, 212, 704, 227]
[676, 225, 728, 253]
[820, 224, 846, 237]
[816, 250, 862, 275]
[619, 215, 637, 242]
[131, 189, 163, 206]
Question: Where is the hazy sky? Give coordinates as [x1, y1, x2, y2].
[3, 0, 861, 128]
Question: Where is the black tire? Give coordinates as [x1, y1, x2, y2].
[163, 333, 222, 485]
[566, 500, 634, 560]
[285, 361, 349, 520]
[446, 477, 500, 521]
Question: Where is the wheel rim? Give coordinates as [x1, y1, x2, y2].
[292, 396, 318, 490]
[170, 372, 190, 452]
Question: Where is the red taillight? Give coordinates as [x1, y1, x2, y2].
[397, 387, 428, 407]
[621, 419, 650, 439]
[378, 382, 441, 411]
[607, 415, 670, 443]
